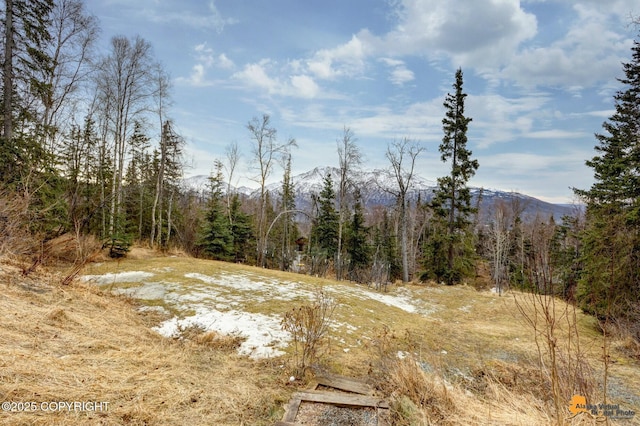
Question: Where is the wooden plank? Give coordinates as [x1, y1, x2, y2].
[315, 373, 374, 395]
[293, 391, 389, 409]
[377, 406, 390, 426]
[281, 398, 302, 423]
[274, 422, 298, 426]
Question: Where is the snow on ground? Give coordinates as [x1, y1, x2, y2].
[81, 271, 154, 284]
[153, 307, 289, 359]
[356, 288, 417, 313]
[112, 282, 173, 300]
[82, 269, 436, 359]
[185, 272, 316, 301]
[332, 285, 437, 315]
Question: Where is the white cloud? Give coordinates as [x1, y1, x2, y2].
[217, 53, 234, 69]
[290, 75, 320, 98]
[233, 61, 278, 94]
[147, 1, 238, 33]
[307, 34, 370, 80]
[390, 67, 415, 85]
[379, 58, 415, 85]
[377, 0, 538, 67]
[467, 93, 551, 148]
[525, 129, 588, 139]
[176, 43, 235, 87]
[296, 0, 634, 92]
[232, 61, 322, 99]
[500, 2, 634, 88]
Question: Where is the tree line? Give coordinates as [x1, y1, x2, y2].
[0, 1, 638, 339]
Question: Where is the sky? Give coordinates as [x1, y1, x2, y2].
[86, 0, 639, 204]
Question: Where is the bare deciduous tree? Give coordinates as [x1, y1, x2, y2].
[385, 138, 423, 282]
[336, 126, 361, 280]
[150, 65, 173, 247]
[95, 35, 156, 245]
[247, 114, 296, 266]
[42, 0, 99, 153]
[487, 200, 511, 295]
[224, 140, 240, 222]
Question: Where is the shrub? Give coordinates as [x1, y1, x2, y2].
[281, 289, 336, 375]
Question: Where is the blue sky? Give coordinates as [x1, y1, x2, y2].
[87, 0, 639, 203]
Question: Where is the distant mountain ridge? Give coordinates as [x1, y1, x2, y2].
[182, 166, 578, 222]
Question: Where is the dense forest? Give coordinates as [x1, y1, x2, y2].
[0, 1, 638, 341]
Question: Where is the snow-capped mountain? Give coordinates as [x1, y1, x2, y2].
[182, 166, 578, 221]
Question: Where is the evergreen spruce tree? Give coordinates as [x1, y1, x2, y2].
[431, 68, 479, 284]
[574, 34, 640, 322]
[311, 173, 339, 258]
[276, 154, 297, 270]
[197, 161, 232, 260]
[346, 189, 370, 282]
[1, 0, 54, 184]
[229, 193, 254, 263]
[374, 210, 401, 282]
[123, 122, 151, 241]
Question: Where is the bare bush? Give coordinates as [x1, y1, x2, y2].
[0, 192, 36, 257]
[515, 292, 596, 423]
[367, 326, 454, 425]
[281, 289, 336, 375]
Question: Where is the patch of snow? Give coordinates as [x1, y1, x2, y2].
[81, 271, 154, 284]
[113, 282, 168, 299]
[153, 307, 290, 359]
[185, 272, 315, 301]
[329, 285, 436, 316]
[361, 290, 417, 313]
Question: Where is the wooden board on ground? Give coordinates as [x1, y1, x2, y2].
[277, 373, 389, 425]
[314, 372, 374, 395]
[293, 390, 389, 409]
[280, 397, 302, 423]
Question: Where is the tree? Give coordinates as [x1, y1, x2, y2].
[247, 114, 296, 266]
[372, 210, 401, 284]
[149, 65, 176, 247]
[276, 154, 297, 270]
[311, 173, 339, 259]
[385, 137, 423, 282]
[95, 35, 156, 247]
[60, 114, 100, 232]
[487, 200, 512, 295]
[346, 188, 370, 282]
[229, 193, 254, 263]
[40, 0, 98, 155]
[224, 140, 240, 222]
[197, 160, 232, 259]
[573, 33, 640, 323]
[432, 68, 479, 285]
[1, 0, 54, 183]
[336, 126, 361, 280]
[123, 121, 150, 241]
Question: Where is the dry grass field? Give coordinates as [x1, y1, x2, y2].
[1, 251, 639, 425]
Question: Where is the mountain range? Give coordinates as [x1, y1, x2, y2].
[182, 166, 580, 223]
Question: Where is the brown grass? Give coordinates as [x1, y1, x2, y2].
[2, 253, 640, 425]
[0, 261, 290, 425]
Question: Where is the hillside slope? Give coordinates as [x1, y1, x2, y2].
[1, 255, 638, 425]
